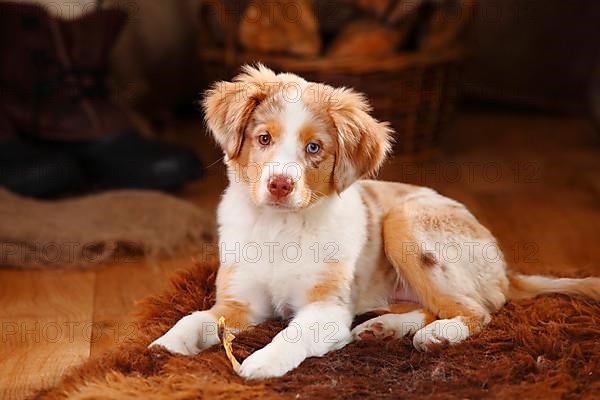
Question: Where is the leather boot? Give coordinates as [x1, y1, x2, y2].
[0, 2, 203, 191]
[0, 108, 84, 198]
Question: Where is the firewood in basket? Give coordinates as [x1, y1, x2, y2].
[327, 19, 408, 59]
[419, 0, 476, 51]
[239, 0, 321, 57]
[354, 0, 394, 20]
[314, 0, 357, 38]
[386, 0, 428, 25]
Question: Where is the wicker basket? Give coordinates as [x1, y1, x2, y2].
[197, 1, 466, 158]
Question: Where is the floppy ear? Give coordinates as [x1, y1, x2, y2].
[322, 86, 394, 193]
[202, 64, 277, 159]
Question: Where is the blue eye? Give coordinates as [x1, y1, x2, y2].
[306, 142, 320, 154]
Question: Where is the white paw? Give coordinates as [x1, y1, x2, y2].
[412, 317, 470, 351]
[149, 332, 200, 355]
[148, 311, 219, 356]
[352, 311, 425, 341]
[238, 345, 304, 380]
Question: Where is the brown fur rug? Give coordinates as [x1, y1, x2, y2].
[0, 189, 215, 269]
[35, 260, 600, 399]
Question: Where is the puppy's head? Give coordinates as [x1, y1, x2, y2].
[203, 64, 393, 211]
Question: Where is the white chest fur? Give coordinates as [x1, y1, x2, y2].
[217, 181, 368, 315]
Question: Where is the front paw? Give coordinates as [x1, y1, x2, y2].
[148, 311, 219, 356]
[238, 346, 303, 379]
[149, 332, 200, 356]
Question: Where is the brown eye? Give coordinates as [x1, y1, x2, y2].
[258, 133, 271, 146]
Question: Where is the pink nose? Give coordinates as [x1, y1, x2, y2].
[268, 176, 294, 199]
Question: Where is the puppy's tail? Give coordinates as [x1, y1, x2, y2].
[507, 272, 600, 301]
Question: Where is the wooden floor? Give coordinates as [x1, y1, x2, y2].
[1, 108, 599, 399]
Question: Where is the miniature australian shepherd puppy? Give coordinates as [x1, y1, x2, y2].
[150, 64, 600, 379]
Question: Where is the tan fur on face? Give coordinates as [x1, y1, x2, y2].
[204, 64, 304, 160]
[231, 96, 333, 208]
[302, 83, 394, 193]
[299, 123, 337, 203]
[203, 64, 395, 210]
[233, 115, 282, 204]
[203, 71, 267, 160]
